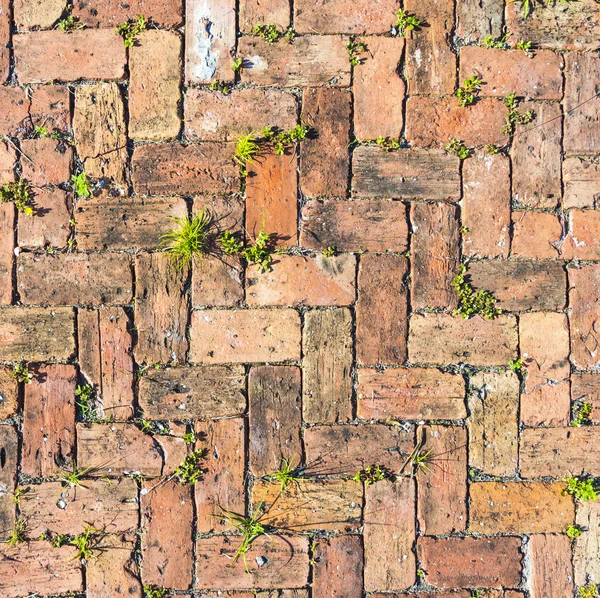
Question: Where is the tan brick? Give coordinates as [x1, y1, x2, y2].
[0, 0, 9, 83]
[0, 368, 18, 418]
[248, 365, 302, 476]
[139, 365, 245, 420]
[520, 427, 600, 477]
[129, 30, 182, 140]
[14, 0, 63, 29]
[574, 501, 600, 586]
[190, 309, 301, 364]
[0, 307, 75, 361]
[304, 423, 414, 474]
[239, 0, 289, 30]
[468, 371, 519, 476]
[563, 209, 600, 260]
[530, 534, 574, 598]
[357, 367, 466, 420]
[196, 535, 309, 589]
[520, 312, 570, 427]
[141, 480, 194, 590]
[239, 35, 350, 87]
[14, 30, 126, 83]
[409, 313, 518, 367]
[313, 536, 363, 598]
[352, 146, 460, 201]
[73, 82, 127, 183]
[512, 102, 562, 209]
[195, 418, 245, 533]
[0, 139, 16, 183]
[373, 593, 472, 598]
[302, 308, 353, 423]
[73, 0, 183, 27]
[185, 88, 297, 142]
[466, 260, 566, 312]
[20, 138, 72, 186]
[300, 88, 351, 198]
[132, 143, 239, 196]
[456, 0, 503, 42]
[0, 86, 30, 136]
[354, 37, 404, 140]
[564, 157, 600, 209]
[569, 265, 600, 371]
[405, 97, 508, 148]
[410, 202, 460, 310]
[404, 0, 455, 94]
[185, 0, 235, 83]
[364, 479, 416, 591]
[22, 364, 76, 477]
[17, 252, 132, 306]
[0, 425, 17, 541]
[0, 204, 13, 305]
[252, 479, 362, 532]
[357, 254, 408, 365]
[295, 0, 395, 33]
[246, 254, 356, 306]
[0, 542, 83, 597]
[511, 211, 562, 259]
[18, 188, 71, 249]
[417, 536, 523, 588]
[135, 252, 189, 365]
[572, 374, 600, 423]
[469, 481, 575, 534]
[246, 152, 297, 248]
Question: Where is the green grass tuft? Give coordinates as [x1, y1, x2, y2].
[158, 210, 212, 271]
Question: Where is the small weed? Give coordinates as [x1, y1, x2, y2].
[408, 447, 434, 476]
[459, 226, 469, 234]
[252, 24, 281, 43]
[264, 458, 305, 493]
[10, 361, 33, 384]
[13, 487, 30, 504]
[445, 139, 471, 159]
[58, 14, 84, 31]
[144, 586, 167, 598]
[567, 524, 584, 539]
[393, 9, 422, 36]
[453, 264, 502, 320]
[516, 39, 534, 56]
[456, 75, 482, 107]
[508, 358, 524, 372]
[417, 568, 426, 579]
[0, 179, 34, 215]
[483, 33, 510, 49]
[173, 449, 206, 485]
[376, 136, 401, 151]
[59, 462, 95, 489]
[572, 402, 594, 427]
[209, 79, 231, 95]
[512, 0, 571, 20]
[7, 518, 27, 546]
[116, 15, 147, 47]
[283, 27, 296, 43]
[485, 143, 500, 155]
[261, 124, 309, 155]
[502, 93, 534, 136]
[578, 585, 600, 598]
[49, 532, 70, 548]
[353, 464, 389, 485]
[183, 432, 196, 445]
[75, 383, 97, 421]
[71, 172, 91, 198]
[231, 56, 243, 72]
[158, 210, 212, 271]
[233, 132, 261, 175]
[322, 245, 337, 258]
[219, 230, 244, 255]
[346, 38, 367, 66]
[242, 228, 274, 273]
[563, 475, 599, 502]
[70, 524, 103, 561]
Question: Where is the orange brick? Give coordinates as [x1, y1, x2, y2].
[15, 0, 63, 29]
[0, 425, 17, 541]
[74, 0, 183, 27]
[20, 138, 72, 186]
[0, 139, 16, 183]
[564, 209, 600, 260]
[29, 85, 71, 133]
[0, 0, 8, 82]
[0, 204, 13, 305]
[530, 534, 574, 598]
[572, 374, 600, 423]
[313, 536, 363, 598]
[0, 368, 18, 418]
[511, 211, 562, 258]
[569, 265, 600, 371]
[18, 188, 71, 249]
[239, 0, 289, 30]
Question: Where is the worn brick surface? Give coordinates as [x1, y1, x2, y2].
[530, 534, 574, 598]
[511, 211, 562, 259]
[239, 0, 289, 30]
[574, 501, 600, 587]
[14, 0, 66, 30]
[18, 188, 71, 249]
[563, 209, 600, 260]
[569, 265, 600, 371]
[0, 425, 17, 540]
[0, 204, 13, 304]
[313, 536, 363, 598]
[74, 0, 183, 27]
[572, 374, 600, 423]
[564, 157, 600, 208]
[20, 138, 72, 186]
[456, 0, 503, 41]
[0, 368, 18, 418]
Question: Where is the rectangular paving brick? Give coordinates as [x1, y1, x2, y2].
[569, 264, 600, 371]
[0, 425, 17, 541]
[239, 0, 289, 29]
[0, 204, 13, 304]
[192, 255, 243, 308]
[313, 536, 363, 598]
[0, 370, 18, 418]
[352, 146, 460, 200]
[574, 501, 600, 587]
[564, 157, 600, 208]
[18, 188, 71, 249]
[190, 309, 301, 364]
[456, 0, 503, 42]
[0, 0, 8, 83]
[511, 210, 562, 259]
[20, 138, 72, 186]
[529, 534, 574, 598]
[572, 374, 600, 423]
[73, 0, 183, 27]
[563, 209, 600, 260]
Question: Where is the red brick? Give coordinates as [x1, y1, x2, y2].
[19, 478, 138, 537]
[569, 265, 600, 371]
[300, 88, 351, 198]
[132, 143, 239, 196]
[574, 501, 600, 587]
[564, 157, 600, 208]
[409, 313, 518, 367]
[357, 254, 408, 365]
[357, 367, 466, 420]
[74, 0, 183, 27]
[572, 374, 600, 423]
[304, 423, 414, 474]
[511, 211, 562, 259]
[190, 309, 301, 364]
[0, 425, 17, 541]
[195, 418, 245, 533]
[18, 252, 132, 306]
[456, 0, 503, 42]
[459, 47, 562, 100]
[239, 35, 350, 87]
[410, 202, 460, 310]
[462, 151, 510, 258]
[295, 0, 395, 33]
[565, 52, 600, 155]
[20, 138, 72, 186]
[141, 480, 194, 590]
[520, 312, 570, 427]
[22, 364, 76, 477]
[239, 0, 289, 30]
[248, 365, 302, 476]
[563, 209, 600, 260]
[0, 139, 16, 183]
[404, 0, 455, 94]
[129, 30, 182, 140]
[0, 204, 13, 305]
[0, 0, 9, 83]
[530, 534, 574, 598]
[405, 97, 508, 148]
[511, 102, 561, 209]
[0, 307, 75, 361]
[185, 0, 235, 83]
[0, 368, 18, 418]
[14, 0, 63, 29]
[469, 481, 574, 533]
[300, 199, 408, 252]
[354, 37, 404, 140]
[417, 425, 467, 535]
[18, 188, 71, 249]
[14, 30, 126, 83]
[364, 479, 416, 591]
[313, 536, 363, 598]
[352, 146, 460, 201]
[302, 308, 353, 423]
[195, 535, 309, 589]
[417, 536, 523, 588]
[185, 88, 297, 142]
[0, 542, 83, 597]
[76, 194, 187, 251]
[193, 255, 243, 307]
[520, 427, 600, 478]
[246, 254, 356, 306]
[73, 82, 127, 183]
[246, 151, 297, 247]
[29, 85, 71, 133]
[373, 593, 471, 598]
[0, 86, 30, 136]
[468, 371, 519, 476]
